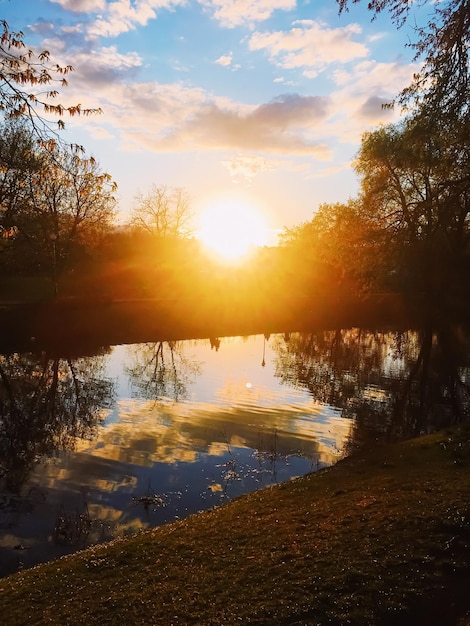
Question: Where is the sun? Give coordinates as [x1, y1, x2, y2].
[197, 200, 269, 262]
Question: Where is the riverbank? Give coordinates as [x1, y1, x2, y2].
[1, 426, 470, 625]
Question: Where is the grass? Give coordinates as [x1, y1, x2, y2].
[2, 427, 470, 625]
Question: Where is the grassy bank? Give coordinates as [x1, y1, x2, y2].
[2, 427, 470, 625]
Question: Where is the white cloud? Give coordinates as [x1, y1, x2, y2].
[66, 75, 331, 156]
[49, 0, 107, 11]
[28, 21, 57, 36]
[199, 0, 296, 28]
[40, 38, 143, 86]
[221, 153, 312, 182]
[249, 19, 368, 74]
[150, 92, 331, 154]
[368, 32, 387, 43]
[327, 59, 419, 143]
[83, 0, 186, 39]
[215, 53, 233, 67]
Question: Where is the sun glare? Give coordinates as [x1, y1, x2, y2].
[197, 200, 269, 263]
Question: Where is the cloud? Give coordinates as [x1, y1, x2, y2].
[215, 53, 233, 67]
[249, 19, 369, 75]
[27, 20, 57, 36]
[40, 37, 143, 85]
[88, 126, 114, 140]
[49, 0, 107, 11]
[221, 154, 278, 181]
[355, 95, 395, 122]
[326, 59, 419, 143]
[309, 161, 354, 179]
[198, 0, 296, 28]
[333, 59, 414, 91]
[75, 0, 187, 39]
[214, 53, 240, 70]
[68, 78, 331, 156]
[152, 93, 331, 154]
[221, 153, 312, 182]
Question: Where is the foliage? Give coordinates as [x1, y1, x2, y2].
[0, 20, 101, 146]
[280, 200, 386, 292]
[131, 185, 194, 239]
[0, 121, 41, 240]
[355, 113, 470, 306]
[337, 0, 470, 117]
[0, 121, 117, 282]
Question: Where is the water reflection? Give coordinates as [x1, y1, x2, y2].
[271, 326, 470, 449]
[0, 351, 114, 493]
[1, 326, 469, 577]
[126, 341, 201, 402]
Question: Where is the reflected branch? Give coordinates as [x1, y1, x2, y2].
[0, 352, 115, 494]
[126, 341, 201, 402]
[272, 326, 470, 451]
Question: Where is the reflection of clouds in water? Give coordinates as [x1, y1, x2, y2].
[70, 391, 352, 471]
[36, 454, 138, 494]
[1, 332, 360, 578]
[208, 441, 231, 456]
[293, 413, 351, 461]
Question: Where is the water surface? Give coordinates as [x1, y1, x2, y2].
[0, 333, 349, 577]
[2, 324, 468, 577]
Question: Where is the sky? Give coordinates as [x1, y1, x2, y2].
[3, 0, 424, 240]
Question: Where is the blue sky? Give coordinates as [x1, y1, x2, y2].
[4, 0, 423, 237]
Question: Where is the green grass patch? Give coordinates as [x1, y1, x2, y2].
[2, 427, 470, 624]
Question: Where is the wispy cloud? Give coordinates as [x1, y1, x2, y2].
[221, 153, 312, 182]
[41, 36, 143, 86]
[327, 59, 419, 142]
[221, 154, 278, 182]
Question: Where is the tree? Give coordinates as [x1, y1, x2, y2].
[0, 121, 117, 287]
[354, 112, 470, 309]
[0, 20, 101, 145]
[131, 185, 194, 239]
[0, 120, 42, 239]
[280, 200, 384, 293]
[337, 0, 470, 117]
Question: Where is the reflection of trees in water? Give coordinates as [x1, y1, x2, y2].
[272, 327, 470, 449]
[0, 352, 115, 493]
[126, 341, 201, 402]
[386, 326, 470, 442]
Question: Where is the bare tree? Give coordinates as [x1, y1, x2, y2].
[131, 185, 194, 239]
